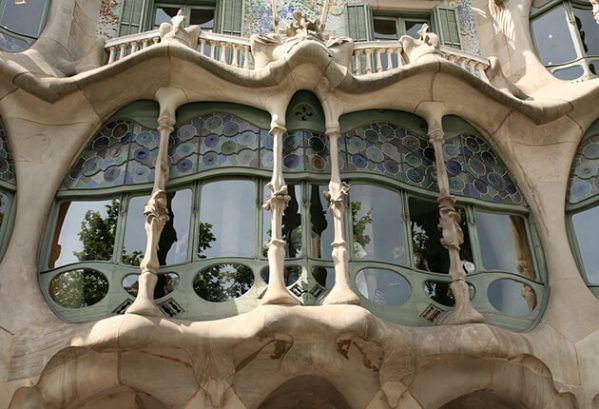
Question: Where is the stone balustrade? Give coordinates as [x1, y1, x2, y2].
[104, 32, 489, 81]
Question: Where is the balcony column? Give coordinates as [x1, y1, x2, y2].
[261, 121, 300, 305]
[424, 105, 484, 324]
[323, 127, 360, 305]
[127, 88, 186, 316]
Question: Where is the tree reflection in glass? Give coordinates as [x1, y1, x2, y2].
[200, 180, 255, 258]
[49, 199, 119, 268]
[408, 197, 472, 273]
[350, 185, 407, 265]
[573, 7, 599, 57]
[193, 263, 254, 302]
[263, 184, 303, 258]
[123, 190, 192, 266]
[475, 211, 535, 277]
[49, 269, 109, 308]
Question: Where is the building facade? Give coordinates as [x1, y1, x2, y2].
[0, 0, 598, 408]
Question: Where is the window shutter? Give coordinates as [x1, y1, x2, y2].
[433, 7, 462, 49]
[118, 0, 146, 36]
[346, 4, 371, 42]
[219, 0, 243, 36]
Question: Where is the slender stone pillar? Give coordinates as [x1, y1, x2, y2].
[126, 113, 175, 316]
[261, 122, 300, 305]
[323, 129, 360, 305]
[428, 126, 484, 324]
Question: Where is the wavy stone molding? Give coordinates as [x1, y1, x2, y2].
[6, 306, 579, 409]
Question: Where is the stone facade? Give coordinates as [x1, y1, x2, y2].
[0, 0, 598, 408]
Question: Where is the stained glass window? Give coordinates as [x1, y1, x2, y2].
[444, 134, 523, 204]
[341, 122, 437, 190]
[568, 130, 599, 204]
[0, 122, 15, 185]
[63, 120, 159, 189]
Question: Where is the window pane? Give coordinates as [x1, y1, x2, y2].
[373, 18, 398, 40]
[405, 20, 426, 39]
[531, 5, 578, 65]
[350, 185, 407, 265]
[154, 6, 179, 28]
[0, 0, 46, 37]
[123, 190, 191, 266]
[488, 279, 536, 317]
[193, 263, 254, 302]
[311, 185, 334, 260]
[553, 64, 585, 80]
[355, 268, 411, 306]
[475, 211, 535, 277]
[572, 206, 599, 284]
[50, 199, 119, 268]
[409, 197, 472, 274]
[200, 180, 256, 258]
[263, 184, 303, 258]
[49, 269, 109, 309]
[122, 272, 179, 299]
[190, 8, 215, 30]
[573, 7, 599, 57]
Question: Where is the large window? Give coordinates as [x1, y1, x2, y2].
[118, 0, 242, 37]
[0, 0, 50, 51]
[567, 118, 599, 296]
[531, 0, 599, 80]
[346, 4, 462, 49]
[40, 101, 545, 331]
[0, 121, 15, 258]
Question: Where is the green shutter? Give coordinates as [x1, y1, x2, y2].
[118, 0, 146, 36]
[219, 0, 243, 35]
[346, 4, 371, 42]
[433, 7, 462, 49]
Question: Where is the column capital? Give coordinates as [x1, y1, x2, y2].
[428, 127, 445, 144]
[157, 115, 176, 133]
[270, 121, 286, 136]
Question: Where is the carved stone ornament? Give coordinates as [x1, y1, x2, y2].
[159, 9, 201, 49]
[592, 0, 599, 24]
[262, 182, 291, 211]
[250, 10, 354, 70]
[400, 23, 442, 64]
[323, 181, 350, 219]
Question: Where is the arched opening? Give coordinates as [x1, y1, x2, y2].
[439, 390, 526, 409]
[258, 376, 352, 409]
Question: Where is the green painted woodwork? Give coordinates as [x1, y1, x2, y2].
[433, 7, 462, 49]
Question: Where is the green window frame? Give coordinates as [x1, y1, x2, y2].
[346, 3, 462, 50]
[39, 102, 546, 331]
[531, 0, 599, 80]
[118, 0, 243, 37]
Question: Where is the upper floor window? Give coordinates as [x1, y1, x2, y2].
[346, 4, 462, 49]
[39, 100, 545, 331]
[153, 3, 215, 31]
[0, 0, 49, 52]
[567, 118, 599, 297]
[531, 0, 599, 80]
[118, 0, 242, 37]
[0, 120, 15, 259]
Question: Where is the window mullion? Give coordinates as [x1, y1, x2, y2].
[402, 191, 416, 271]
[191, 180, 202, 262]
[113, 193, 130, 264]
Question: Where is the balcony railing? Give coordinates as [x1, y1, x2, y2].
[104, 31, 490, 82]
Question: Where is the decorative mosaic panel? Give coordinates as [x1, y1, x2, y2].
[452, 0, 481, 55]
[260, 129, 330, 173]
[245, 0, 347, 38]
[95, 0, 122, 40]
[569, 131, 599, 204]
[342, 122, 437, 190]
[63, 120, 157, 189]
[0, 123, 15, 184]
[170, 113, 262, 178]
[444, 134, 523, 204]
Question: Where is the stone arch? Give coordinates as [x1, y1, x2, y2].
[439, 390, 526, 409]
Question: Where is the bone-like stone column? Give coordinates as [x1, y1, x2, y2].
[323, 128, 360, 305]
[261, 121, 300, 305]
[127, 88, 186, 316]
[427, 118, 484, 324]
